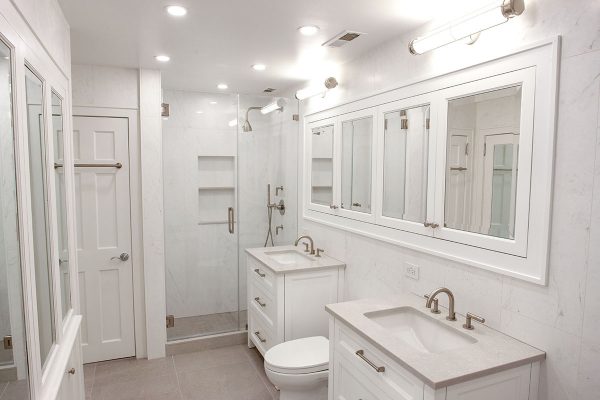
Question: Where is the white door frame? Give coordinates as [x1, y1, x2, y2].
[73, 107, 147, 359]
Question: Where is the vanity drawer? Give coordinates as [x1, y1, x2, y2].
[249, 310, 278, 356]
[248, 257, 276, 293]
[334, 323, 424, 400]
[250, 282, 277, 328]
[333, 353, 395, 400]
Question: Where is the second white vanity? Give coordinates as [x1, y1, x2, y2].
[327, 293, 545, 400]
[246, 244, 345, 355]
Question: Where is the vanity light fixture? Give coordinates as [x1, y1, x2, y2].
[298, 25, 320, 36]
[295, 77, 338, 100]
[408, 0, 525, 55]
[260, 98, 286, 114]
[252, 64, 267, 71]
[217, 83, 228, 90]
[166, 5, 187, 17]
[155, 55, 171, 62]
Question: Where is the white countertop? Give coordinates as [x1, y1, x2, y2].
[326, 294, 545, 389]
[246, 245, 345, 273]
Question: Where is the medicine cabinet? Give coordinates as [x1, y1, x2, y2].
[303, 40, 558, 284]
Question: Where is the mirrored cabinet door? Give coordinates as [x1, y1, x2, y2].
[434, 68, 535, 256]
[377, 97, 433, 234]
[51, 91, 72, 320]
[309, 118, 336, 211]
[25, 66, 56, 368]
[337, 109, 376, 222]
[0, 39, 30, 400]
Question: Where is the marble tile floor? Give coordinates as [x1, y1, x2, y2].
[84, 344, 278, 400]
[0, 379, 29, 399]
[167, 311, 248, 341]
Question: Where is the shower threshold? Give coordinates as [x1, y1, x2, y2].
[167, 310, 247, 342]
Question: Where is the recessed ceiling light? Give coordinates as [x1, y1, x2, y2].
[196, 110, 204, 114]
[166, 5, 187, 16]
[209, 101, 217, 105]
[217, 83, 228, 90]
[298, 25, 319, 36]
[155, 55, 170, 62]
[252, 64, 266, 71]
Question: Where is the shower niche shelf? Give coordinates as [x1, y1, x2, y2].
[198, 155, 235, 188]
[197, 155, 236, 225]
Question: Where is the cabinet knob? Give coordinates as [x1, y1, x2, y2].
[329, 204, 339, 209]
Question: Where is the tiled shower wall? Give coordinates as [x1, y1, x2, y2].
[297, 0, 600, 399]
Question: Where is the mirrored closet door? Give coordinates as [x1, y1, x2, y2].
[0, 39, 30, 399]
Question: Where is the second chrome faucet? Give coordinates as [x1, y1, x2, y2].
[425, 287, 456, 321]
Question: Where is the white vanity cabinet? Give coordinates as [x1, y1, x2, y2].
[246, 246, 345, 355]
[330, 320, 537, 400]
[327, 295, 544, 400]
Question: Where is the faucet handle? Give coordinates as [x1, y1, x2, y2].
[315, 248, 325, 257]
[302, 242, 310, 252]
[463, 312, 485, 330]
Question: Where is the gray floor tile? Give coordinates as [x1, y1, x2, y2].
[93, 356, 176, 386]
[91, 372, 181, 400]
[178, 362, 271, 400]
[173, 345, 248, 373]
[0, 379, 29, 400]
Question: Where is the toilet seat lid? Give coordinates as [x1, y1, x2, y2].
[264, 336, 329, 374]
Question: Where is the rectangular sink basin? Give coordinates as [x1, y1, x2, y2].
[364, 306, 477, 354]
[264, 250, 313, 265]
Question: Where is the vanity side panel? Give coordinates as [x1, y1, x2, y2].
[284, 269, 339, 340]
[445, 363, 531, 400]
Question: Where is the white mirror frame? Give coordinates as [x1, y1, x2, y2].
[302, 38, 559, 285]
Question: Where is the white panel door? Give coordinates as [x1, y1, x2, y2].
[74, 116, 135, 363]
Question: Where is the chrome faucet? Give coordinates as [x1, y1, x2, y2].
[294, 235, 315, 255]
[425, 287, 456, 321]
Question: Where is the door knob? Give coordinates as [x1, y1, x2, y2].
[112, 253, 129, 261]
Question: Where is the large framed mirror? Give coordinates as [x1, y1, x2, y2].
[340, 115, 373, 214]
[0, 39, 30, 398]
[25, 65, 56, 368]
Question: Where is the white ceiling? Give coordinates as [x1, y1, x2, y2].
[58, 0, 483, 94]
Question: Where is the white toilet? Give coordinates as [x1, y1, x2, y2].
[264, 336, 329, 400]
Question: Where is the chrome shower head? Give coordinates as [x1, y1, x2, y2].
[242, 106, 262, 133]
[242, 119, 252, 132]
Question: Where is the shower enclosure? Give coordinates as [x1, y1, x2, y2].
[162, 91, 297, 341]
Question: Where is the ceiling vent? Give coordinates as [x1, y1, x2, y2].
[323, 30, 365, 48]
[263, 88, 276, 93]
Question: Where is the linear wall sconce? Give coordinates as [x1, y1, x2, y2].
[409, 0, 525, 55]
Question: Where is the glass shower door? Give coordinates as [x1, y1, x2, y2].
[163, 91, 240, 341]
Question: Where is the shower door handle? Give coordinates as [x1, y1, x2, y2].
[228, 207, 235, 234]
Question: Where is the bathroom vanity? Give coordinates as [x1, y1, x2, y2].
[327, 294, 545, 400]
[246, 245, 345, 355]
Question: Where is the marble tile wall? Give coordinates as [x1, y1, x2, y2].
[296, 0, 600, 399]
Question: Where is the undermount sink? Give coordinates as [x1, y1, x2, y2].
[364, 306, 477, 354]
[264, 250, 313, 265]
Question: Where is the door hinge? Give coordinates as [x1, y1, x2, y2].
[166, 315, 175, 328]
[3, 335, 13, 350]
[401, 119, 409, 130]
[292, 114, 299, 121]
[484, 143, 487, 156]
[426, 118, 430, 130]
[384, 119, 387, 130]
[161, 103, 170, 118]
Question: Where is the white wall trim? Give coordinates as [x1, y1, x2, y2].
[139, 69, 166, 359]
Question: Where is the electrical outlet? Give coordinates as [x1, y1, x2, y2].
[405, 263, 419, 280]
